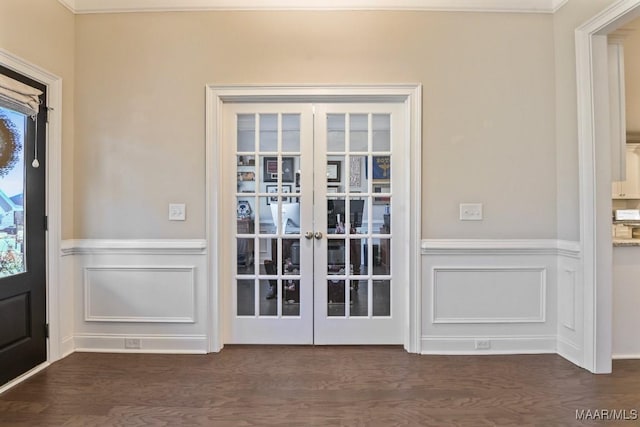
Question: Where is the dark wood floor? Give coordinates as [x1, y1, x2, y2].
[1, 347, 639, 426]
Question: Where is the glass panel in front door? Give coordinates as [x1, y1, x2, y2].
[235, 113, 304, 319]
[325, 113, 392, 318]
[0, 107, 26, 278]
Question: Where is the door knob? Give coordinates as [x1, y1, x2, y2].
[304, 231, 314, 240]
[314, 231, 323, 240]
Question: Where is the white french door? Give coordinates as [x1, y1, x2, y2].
[222, 102, 406, 345]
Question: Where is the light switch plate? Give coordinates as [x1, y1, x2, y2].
[169, 203, 186, 221]
[460, 203, 483, 221]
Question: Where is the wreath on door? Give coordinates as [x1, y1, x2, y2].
[0, 113, 22, 177]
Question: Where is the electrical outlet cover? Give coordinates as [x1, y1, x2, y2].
[124, 338, 141, 349]
[475, 339, 491, 350]
[460, 203, 483, 221]
[169, 203, 186, 221]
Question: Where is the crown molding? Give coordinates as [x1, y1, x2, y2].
[57, 0, 76, 13]
[57, 0, 568, 14]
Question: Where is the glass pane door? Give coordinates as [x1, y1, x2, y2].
[313, 105, 404, 345]
[224, 102, 405, 345]
[225, 104, 314, 344]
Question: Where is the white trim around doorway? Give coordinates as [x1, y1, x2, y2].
[0, 49, 64, 366]
[205, 84, 422, 353]
[575, 0, 640, 374]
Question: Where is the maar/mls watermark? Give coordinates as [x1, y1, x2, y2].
[576, 409, 638, 422]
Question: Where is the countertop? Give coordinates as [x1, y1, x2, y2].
[613, 238, 640, 247]
[613, 221, 640, 245]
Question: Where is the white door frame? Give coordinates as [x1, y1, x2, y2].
[205, 84, 422, 352]
[576, 0, 640, 373]
[0, 50, 63, 374]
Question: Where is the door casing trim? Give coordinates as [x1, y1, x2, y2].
[205, 84, 422, 352]
[575, 0, 640, 373]
[0, 49, 64, 364]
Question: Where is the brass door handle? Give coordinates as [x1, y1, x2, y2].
[314, 231, 323, 240]
[304, 231, 314, 240]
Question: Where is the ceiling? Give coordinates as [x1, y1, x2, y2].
[57, 0, 568, 14]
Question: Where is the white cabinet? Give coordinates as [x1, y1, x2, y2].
[609, 41, 626, 182]
[612, 143, 640, 199]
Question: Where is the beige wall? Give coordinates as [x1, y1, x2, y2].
[624, 17, 640, 132]
[75, 10, 558, 239]
[553, 0, 618, 241]
[0, 2, 625, 241]
[0, 0, 75, 239]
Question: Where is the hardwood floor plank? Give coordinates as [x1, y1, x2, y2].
[1, 346, 639, 426]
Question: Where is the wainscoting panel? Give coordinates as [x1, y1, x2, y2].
[432, 267, 545, 324]
[84, 266, 196, 323]
[62, 239, 208, 354]
[60, 238, 587, 358]
[558, 268, 576, 331]
[422, 240, 580, 355]
[556, 244, 583, 365]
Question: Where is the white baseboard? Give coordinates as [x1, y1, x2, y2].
[59, 336, 75, 359]
[556, 336, 582, 366]
[0, 362, 50, 395]
[74, 334, 208, 354]
[420, 335, 556, 355]
[612, 353, 640, 360]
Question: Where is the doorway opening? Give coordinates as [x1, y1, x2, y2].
[205, 85, 422, 352]
[576, 0, 640, 373]
[225, 103, 403, 345]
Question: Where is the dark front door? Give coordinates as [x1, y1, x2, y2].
[0, 66, 47, 386]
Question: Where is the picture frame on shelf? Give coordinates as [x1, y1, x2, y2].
[266, 185, 292, 204]
[373, 156, 391, 182]
[365, 156, 391, 182]
[263, 157, 295, 182]
[266, 185, 278, 204]
[327, 160, 341, 183]
[349, 156, 362, 188]
[373, 184, 391, 204]
[282, 185, 292, 201]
